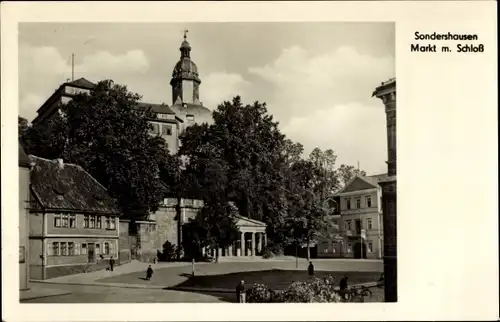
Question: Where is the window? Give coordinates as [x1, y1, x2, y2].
[186, 115, 195, 123]
[90, 216, 96, 228]
[367, 218, 373, 230]
[54, 214, 61, 227]
[104, 242, 110, 255]
[110, 242, 116, 255]
[366, 196, 372, 208]
[346, 199, 351, 210]
[52, 242, 60, 256]
[356, 198, 361, 209]
[84, 215, 89, 228]
[150, 123, 160, 134]
[345, 220, 352, 231]
[162, 124, 173, 136]
[106, 217, 116, 230]
[347, 243, 352, 253]
[62, 214, 69, 227]
[95, 243, 100, 255]
[367, 242, 373, 253]
[61, 242, 67, 256]
[97, 216, 102, 229]
[81, 243, 87, 255]
[69, 214, 76, 228]
[68, 242, 75, 256]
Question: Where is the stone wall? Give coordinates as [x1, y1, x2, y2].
[131, 198, 204, 262]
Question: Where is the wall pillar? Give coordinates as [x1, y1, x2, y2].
[240, 232, 245, 256]
[251, 232, 256, 256]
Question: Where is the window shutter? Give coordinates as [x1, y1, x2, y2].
[47, 243, 53, 256]
[75, 243, 80, 255]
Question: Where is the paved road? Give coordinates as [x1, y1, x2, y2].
[21, 282, 227, 303]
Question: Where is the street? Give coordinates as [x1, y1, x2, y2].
[22, 282, 228, 303]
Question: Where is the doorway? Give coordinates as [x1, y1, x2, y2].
[88, 243, 96, 263]
[354, 242, 367, 259]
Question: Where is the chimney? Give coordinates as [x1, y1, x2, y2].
[56, 158, 64, 169]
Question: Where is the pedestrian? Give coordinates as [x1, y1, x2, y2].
[146, 265, 153, 280]
[236, 280, 246, 303]
[339, 275, 348, 300]
[109, 256, 115, 272]
[308, 261, 315, 276]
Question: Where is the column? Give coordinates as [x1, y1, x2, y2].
[251, 232, 256, 256]
[228, 245, 233, 257]
[257, 233, 263, 252]
[264, 233, 268, 247]
[202, 246, 206, 257]
[240, 232, 246, 256]
[218, 248, 223, 257]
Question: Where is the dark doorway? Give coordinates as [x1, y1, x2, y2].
[88, 243, 96, 263]
[354, 242, 367, 259]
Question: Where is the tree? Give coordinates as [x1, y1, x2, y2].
[284, 160, 336, 261]
[181, 157, 239, 262]
[18, 116, 29, 142]
[20, 80, 171, 220]
[307, 148, 340, 198]
[179, 96, 288, 244]
[338, 164, 367, 189]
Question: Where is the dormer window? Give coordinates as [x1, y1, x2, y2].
[187, 115, 195, 123]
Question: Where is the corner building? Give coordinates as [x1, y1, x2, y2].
[373, 78, 397, 302]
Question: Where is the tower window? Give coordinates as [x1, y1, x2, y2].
[162, 124, 173, 136]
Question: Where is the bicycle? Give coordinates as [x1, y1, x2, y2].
[344, 286, 372, 302]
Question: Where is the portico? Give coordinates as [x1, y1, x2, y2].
[204, 215, 267, 258]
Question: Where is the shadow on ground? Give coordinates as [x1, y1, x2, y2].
[165, 269, 381, 302]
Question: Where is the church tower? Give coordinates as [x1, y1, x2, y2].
[170, 30, 201, 106]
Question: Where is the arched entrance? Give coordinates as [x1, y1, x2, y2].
[354, 242, 367, 259]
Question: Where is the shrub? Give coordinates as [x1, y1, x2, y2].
[247, 283, 272, 303]
[262, 243, 284, 259]
[245, 274, 341, 303]
[157, 241, 177, 262]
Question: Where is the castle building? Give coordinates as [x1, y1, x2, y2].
[30, 33, 213, 155]
[373, 77, 397, 302]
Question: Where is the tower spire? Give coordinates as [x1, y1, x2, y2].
[183, 29, 189, 40]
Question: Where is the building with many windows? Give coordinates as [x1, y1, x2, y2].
[337, 174, 386, 259]
[30, 34, 212, 155]
[28, 156, 120, 279]
[317, 175, 386, 259]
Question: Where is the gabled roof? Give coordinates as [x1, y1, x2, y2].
[235, 215, 267, 228]
[136, 102, 176, 115]
[29, 155, 120, 214]
[64, 77, 96, 90]
[337, 173, 388, 194]
[19, 143, 31, 168]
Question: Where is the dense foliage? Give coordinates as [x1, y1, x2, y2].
[20, 80, 178, 220]
[246, 275, 342, 303]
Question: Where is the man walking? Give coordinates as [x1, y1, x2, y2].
[109, 256, 115, 272]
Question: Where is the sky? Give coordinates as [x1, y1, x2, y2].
[18, 22, 394, 175]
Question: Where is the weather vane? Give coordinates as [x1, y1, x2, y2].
[183, 29, 189, 40]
